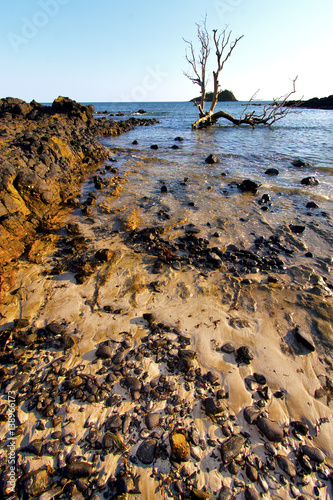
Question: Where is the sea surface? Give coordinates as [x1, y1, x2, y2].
[85, 101, 333, 256]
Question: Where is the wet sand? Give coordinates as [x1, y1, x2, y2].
[0, 144, 333, 499]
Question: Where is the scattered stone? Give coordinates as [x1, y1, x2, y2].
[96, 344, 112, 359]
[217, 485, 236, 500]
[20, 468, 51, 498]
[277, 454, 297, 477]
[203, 397, 227, 415]
[150, 144, 158, 150]
[235, 346, 254, 364]
[306, 201, 318, 208]
[64, 462, 94, 479]
[292, 158, 311, 168]
[243, 406, 262, 425]
[256, 417, 284, 442]
[300, 444, 326, 463]
[136, 438, 157, 464]
[244, 485, 260, 500]
[220, 434, 246, 465]
[170, 431, 191, 462]
[205, 154, 220, 164]
[145, 413, 160, 430]
[161, 185, 168, 194]
[221, 343, 235, 354]
[265, 168, 279, 176]
[238, 179, 261, 194]
[301, 176, 319, 186]
[95, 248, 114, 262]
[290, 225, 305, 234]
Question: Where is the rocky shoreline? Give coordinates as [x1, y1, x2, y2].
[0, 97, 157, 296]
[0, 101, 333, 500]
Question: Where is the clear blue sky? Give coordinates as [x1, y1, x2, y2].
[0, 0, 332, 102]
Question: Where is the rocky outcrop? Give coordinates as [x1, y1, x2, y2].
[0, 96, 157, 275]
[285, 94, 333, 110]
[190, 89, 237, 103]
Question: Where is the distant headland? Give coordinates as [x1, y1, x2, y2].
[190, 89, 237, 103]
[286, 94, 333, 110]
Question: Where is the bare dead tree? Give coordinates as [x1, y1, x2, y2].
[184, 21, 299, 129]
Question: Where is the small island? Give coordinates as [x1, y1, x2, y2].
[190, 89, 237, 103]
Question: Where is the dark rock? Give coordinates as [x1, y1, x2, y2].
[171, 144, 179, 149]
[14, 318, 30, 329]
[265, 168, 279, 176]
[217, 485, 236, 500]
[220, 434, 246, 464]
[161, 185, 168, 194]
[205, 154, 220, 164]
[105, 414, 122, 431]
[20, 468, 51, 498]
[203, 397, 227, 415]
[95, 248, 114, 262]
[246, 463, 258, 482]
[145, 413, 160, 430]
[174, 136, 184, 141]
[300, 444, 325, 463]
[23, 439, 44, 456]
[294, 325, 316, 352]
[43, 440, 60, 456]
[243, 406, 262, 424]
[132, 140, 138, 145]
[191, 90, 237, 103]
[291, 158, 311, 168]
[236, 346, 254, 364]
[253, 373, 266, 385]
[244, 485, 260, 500]
[290, 421, 309, 436]
[238, 179, 261, 194]
[124, 376, 142, 392]
[306, 201, 318, 208]
[256, 417, 284, 442]
[301, 176, 319, 186]
[96, 344, 112, 359]
[137, 109, 146, 114]
[221, 343, 235, 353]
[277, 454, 296, 477]
[150, 144, 158, 150]
[64, 462, 94, 478]
[136, 438, 157, 464]
[289, 225, 305, 234]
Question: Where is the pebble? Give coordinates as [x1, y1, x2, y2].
[205, 154, 220, 164]
[220, 434, 246, 465]
[300, 444, 326, 463]
[136, 438, 157, 464]
[256, 417, 284, 442]
[277, 454, 297, 477]
[170, 431, 191, 462]
[145, 413, 160, 430]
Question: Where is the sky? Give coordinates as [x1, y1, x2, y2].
[0, 0, 332, 102]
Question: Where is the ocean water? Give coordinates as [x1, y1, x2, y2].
[86, 101, 333, 255]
